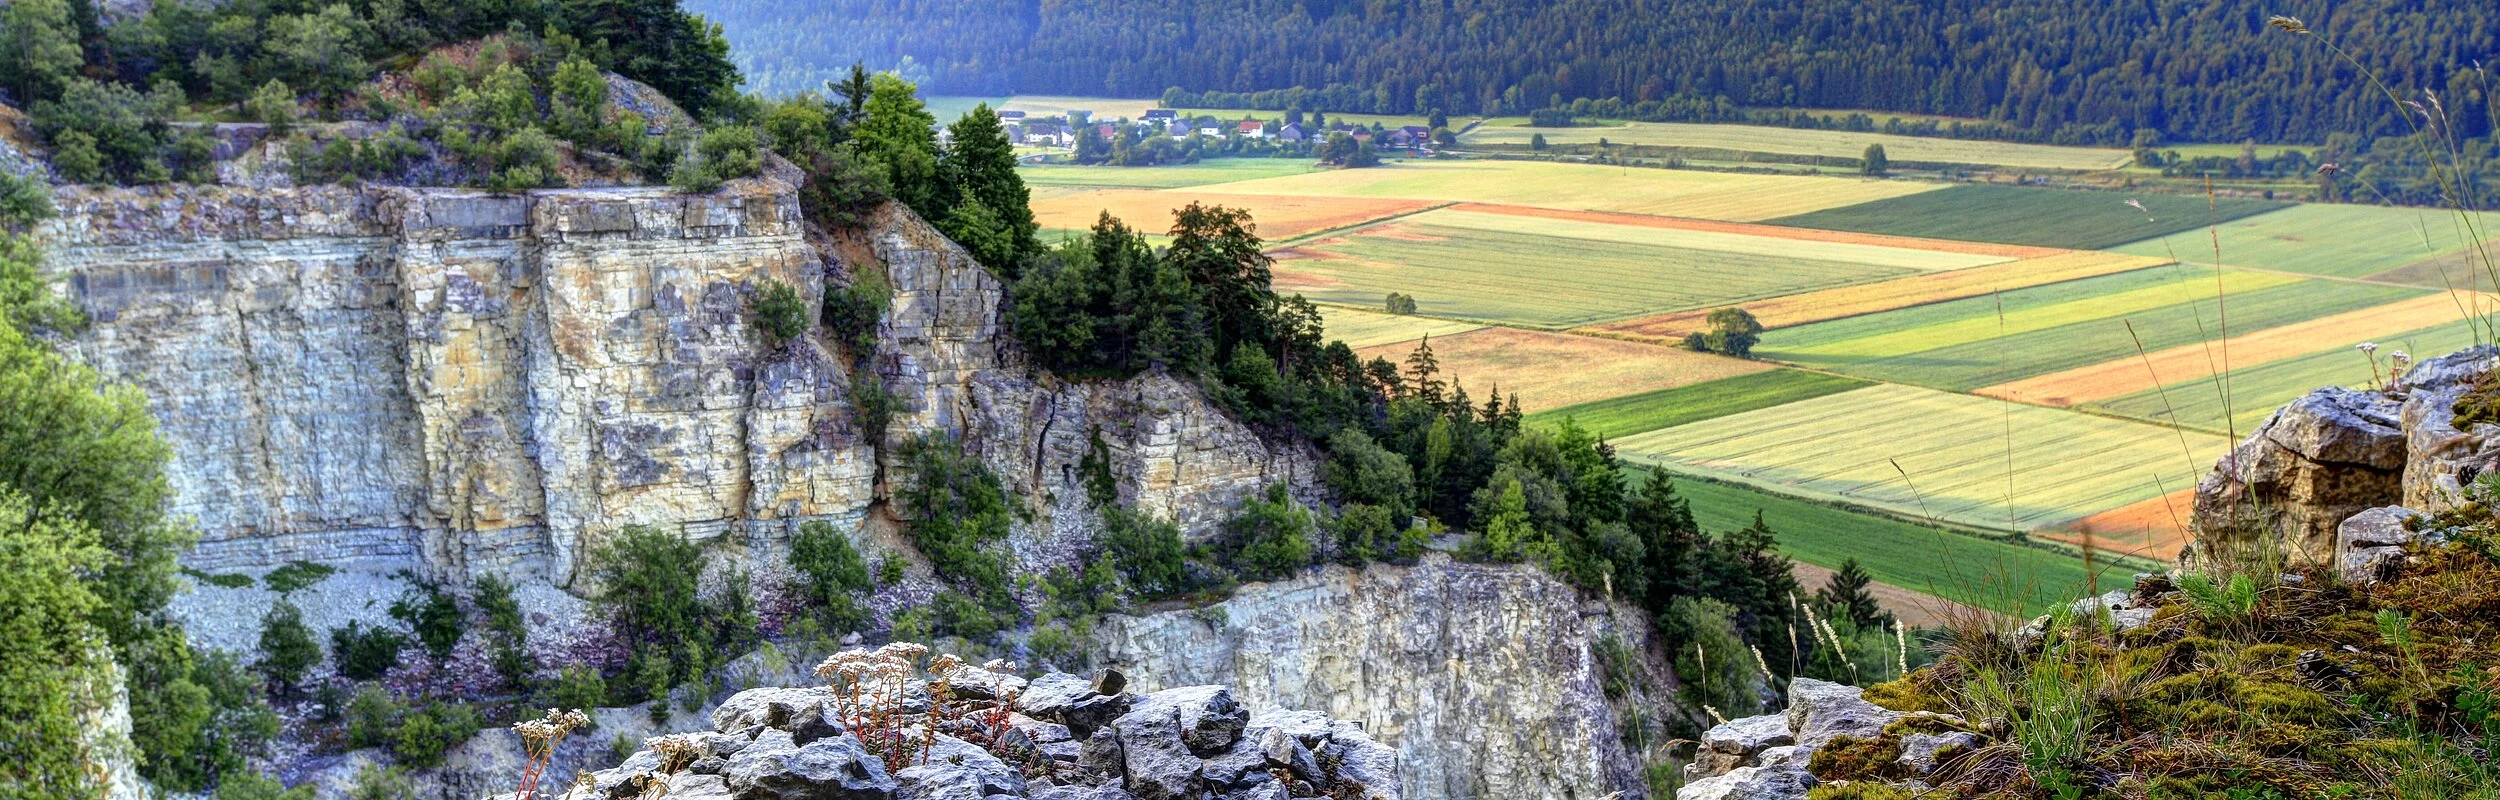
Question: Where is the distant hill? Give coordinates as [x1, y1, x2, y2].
[686, 0, 2494, 146]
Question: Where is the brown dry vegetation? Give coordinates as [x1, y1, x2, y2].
[2037, 488, 2199, 562]
[1352, 327, 1773, 411]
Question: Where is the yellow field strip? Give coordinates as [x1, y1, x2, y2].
[1352, 327, 1773, 412]
[1975, 291, 2498, 407]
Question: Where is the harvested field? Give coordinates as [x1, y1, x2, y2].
[1666, 471, 2114, 614]
[1393, 209, 2011, 271]
[2040, 488, 2200, 563]
[2366, 239, 2500, 291]
[1770, 185, 2290, 250]
[1197, 160, 1945, 221]
[1316, 305, 1483, 349]
[1018, 161, 1325, 189]
[1029, 189, 1433, 241]
[1768, 270, 2302, 366]
[1523, 370, 1874, 439]
[1583, 251, 2172, 342]
[2111, 204, 2499, 279]
[1462, 120, 2136, 171]
[1452, 203, 2069, 258]
[1272, 208, 1965, 328]
[2089, 318, 2487, 434]
[1353, 327, 1773, 412]
[1612, 383, 2229, 532]
[997, 95, 1163, 119]
[1977, 292, 2496, 408]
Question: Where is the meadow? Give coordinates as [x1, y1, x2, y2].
[1461, 120, 2135, 171]
[1522, 370, 1874, 439]
[2108, 203, 2500, 279]
[1316, 305, 1483, 349]
[1018, 161, 1325, 189]
[1198, 160, 1945, 221]
[1668, 472, 2111, 615]
[1029, 189, 1434, 242]
[1977, 292, 2491, 409]
[1352, 327, 1773, 412]
[1612, 383, 2229, 533]
[1770, 185, 2291, 250]
[1274, 215, 1924, 328]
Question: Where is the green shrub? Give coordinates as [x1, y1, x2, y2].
[262, 561, 335, 594]
[536, 664, 608, 725]
[472, 574, 533, 690]
[1330, 502, 1399, 564]
[790, 520, 871, 631]
[1225, 483, 1314, 581]
[344, 763, 415, 800]
[344, 685, 401, 749]
[894, 435, 1015, 612]
[1101, 505, 1188, 599]
[244, 80, 296, 135]
[256, 599, 319, 694]
[749, 278, 810, 346]
[51, 130, 104, 183]
[484, 127, 561, 193]
[820, 269, 892, 358]
[328, 621, 405, 682]
[212, 771, 312, 800]
[931, 591, 1010, 640]
[387, 578, 462, 660]
[1077, 427, 1119, 508]
[588, 525, 749, 702]
[388, 702, 479, 768]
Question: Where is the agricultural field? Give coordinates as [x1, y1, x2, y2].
[1668, 472, 2110, 615]
[2368, 236, 2500, 290]
[2042, 489, 2199, 563]
[1199, 160, 1945, 221]
[1273, 211, 1940, 328]
[1316, 305, 1482, 349]
[1612, 383, 2230, 534]
[1583, 250, 2171, 342]
[1758, 268, 2425, 391]
[2086, 317, 2486, 434]
[1029, 189, 1433, 242]
[1018, 161, 1325, 190]
[1173, 108, 1441, 129]
[1351, 327, 1773, 412]
[2109, 203, 2500, 279]
[1461, 120, 2135, 171]
[1522, 370, 1874, 440]
[996, 95, 1164, 119]
[1978, 292, 2493, 409]
[1770, 185, 2291, 250]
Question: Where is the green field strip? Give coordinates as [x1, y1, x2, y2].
[1282, 222, 1918, 329]
[2110, 203, 2498, 279]
[1522, 370, 1875, 440]
[1756, 264, 2212, 349]
[1416, 209, 2013, 272]
[1655, 470, 2106, 615]
[1765, 278, 2426, 391]
[1767, 269, 2300, 364]
[1462, 120, 2134, 172]
[2088, 318, 2487, 434]
[1767, 185, 2290, 251]
[1016, 160, 1326, 189]
[1612, 384, 2227, 534]
[1315, 304, 1485, 349]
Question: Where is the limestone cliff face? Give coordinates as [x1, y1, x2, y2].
[40, 165, 1315, 589]
[1093, 554, 1674, 800]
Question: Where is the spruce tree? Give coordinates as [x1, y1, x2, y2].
[855, 72, 942, 219]
[1816, 557, 1894, 630]
[942, 104, 1037, 268]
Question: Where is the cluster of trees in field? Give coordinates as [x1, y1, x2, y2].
[685, 0, 2492, 147]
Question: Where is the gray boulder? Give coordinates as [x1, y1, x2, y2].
[2336, 505, 2428, 584]
[1784, 678, 1903, 751]
[1898, 731, 1978, 775]
[723, 729, 897, 800]
[714, 687, 840, 733]
[2193, 386, 2407, 563]
[1019, 672, 1133, 740]
[1110, 701, 1205, 800]
[1030, 787, 1142, 800]
[1129, 685, 1248, 754]
[1257, 727, 1321, 784]
[895, 734, 1026, 800]
[1676, 764, 1817, 800]
[2400, 347, 2500, 512]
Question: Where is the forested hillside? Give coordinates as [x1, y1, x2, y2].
[686, 0, 2495, 146]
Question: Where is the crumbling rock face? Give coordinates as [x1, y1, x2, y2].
[1092, 554, 1673, 800]
[530, 678, 1401, 800]
[39, 171, 1313, 594]
[2190, 346, 2499, 563]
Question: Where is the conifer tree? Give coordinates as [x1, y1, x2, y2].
[1816, 557, 1894, 630]
[942, 104, 1037, 268]
[855, 72, 941, 219]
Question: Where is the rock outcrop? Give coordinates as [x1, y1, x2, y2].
[39, 167, 1313, 596]
[1092, 554, 1673, 800]
[2192, 346, 2496, 564]
[539, 674, 1402, 800]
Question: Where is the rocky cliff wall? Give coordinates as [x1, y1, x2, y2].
[40, 166, 1316, 595]
[1093, 555, 1673, 800]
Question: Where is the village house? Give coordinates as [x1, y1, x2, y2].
[1237, 120, 1267, 139]
[1275, 122, 1305, 142]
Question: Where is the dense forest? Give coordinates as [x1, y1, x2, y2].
[687, 0, 2496, 147]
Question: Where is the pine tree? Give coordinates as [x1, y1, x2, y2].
[0, 0, 83, 104]
[1627, 469, 1699, 606]
[256, 600, 319, 696]
[1404, 334, 1444, 406]
[1816, 557, 1893, 630]
[942, 103, 1037, 268]
[855, 72, 942, 219]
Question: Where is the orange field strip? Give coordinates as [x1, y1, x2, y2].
[1030, 189, 1436, 240]
[1449, 202, 2070, 259]
[1974, 291, 2494, 408]
[1581, 250, 2173, 343]
[2039, 487, 2199, 562]
[1352, 327, 1773, 412]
